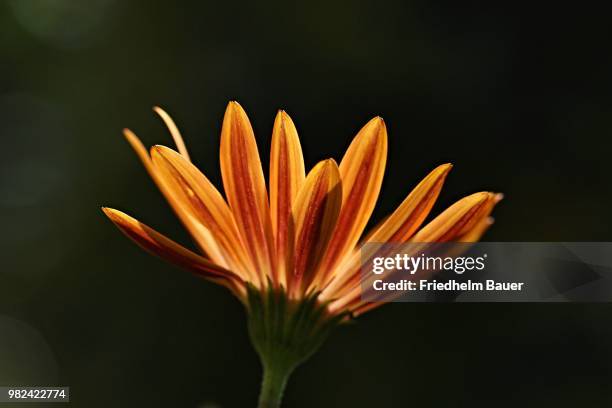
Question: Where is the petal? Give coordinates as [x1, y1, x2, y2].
[269, 110, 305, 287]
[411, 192, 494, 242]
[102, 207, 244, 297]
[458, 193, 503, 242]
[367, 163, 453, 243]
[220, 101, 275, 283]
[150, 145, 255, 282]
[317, 117, 387, 281]
[290, 159, 342, 296]
[122, 129, 223, 264]
[123, 128, 157, 179]
[327, 163, 451, 293]
[153, 106, 191, 161]
[350, 302, 380, 317]
[326, 192, 501, 310]
[458, 217, 495, 242]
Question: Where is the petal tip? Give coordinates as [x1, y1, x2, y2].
[150, 144, 175, 154]
[318, 158, 340, 175]
[102, 207, 123, 221]
[223, 101, 251, 129]
[122, 128, 142, 147]
[370, 117, 387, 141]
[275, 109, 292, 124]
[227, 100, 243, 111]
[149, 144, 179, 162]
[437, 163, 453, 176]
[370, 116, 386, 129]
[324, 157, 338, 166]
[469, 191, 491, 204]
[280, 109, 292, 121]
[150, 144, 164, 155]
[353, 116, 387, 148]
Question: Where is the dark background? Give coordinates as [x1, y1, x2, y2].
[1, 1, 612, 407]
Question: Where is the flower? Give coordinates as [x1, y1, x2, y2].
[102, 101, 501, 407]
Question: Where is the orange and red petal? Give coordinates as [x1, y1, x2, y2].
[290, 159, 342, 295]
[102, 207, 245, 298]
[220, 102, 275, 284]
[269, 110, 305, 287]
[150, 145, 255, 281]
[316, 117, 387, 283]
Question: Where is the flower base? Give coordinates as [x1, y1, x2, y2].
[246, 284, 347, 408]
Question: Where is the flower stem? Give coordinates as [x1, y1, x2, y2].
[257, 360, 294, 408]
[246, 284, 347, 408]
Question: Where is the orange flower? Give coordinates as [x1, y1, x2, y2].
[102, 102, 501, 407]
[103, 101, 501, 317]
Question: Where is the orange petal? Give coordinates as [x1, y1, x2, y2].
[350, 301, 380, 317]
[411, 192, 494, 242]
[317, 117, 387, 282]
[220, 101, 275, 283]
[325, 164, 451, 295]
[102, 207, 244, 297]
[367, 163, 452, 243]
[290, 159, 342, 296]
[327, 279, 383, 315]
[150, 145, 255, 282]
[458, 217, 494, 242]
[458, 193, 503, 242]
[269, 110, 305, 287]
[122, 129, 223, 264]
[123, 128, 157, 178]
[329, 192, 502, 315]
[153, 106, 191, 161]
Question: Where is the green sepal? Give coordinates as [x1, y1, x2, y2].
[247, 283, 346, 370]
[246, 283, 349, 407]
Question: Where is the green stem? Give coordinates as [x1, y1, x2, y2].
[257, 360, 294, 408]
[246, 284, 347, 408]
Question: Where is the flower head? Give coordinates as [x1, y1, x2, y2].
[103, 101, 501, 317]
[103, 101, 501, 407]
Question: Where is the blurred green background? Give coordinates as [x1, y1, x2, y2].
[1, 1, 612, 407]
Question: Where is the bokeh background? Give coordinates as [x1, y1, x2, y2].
[1, 1, 612, 407]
